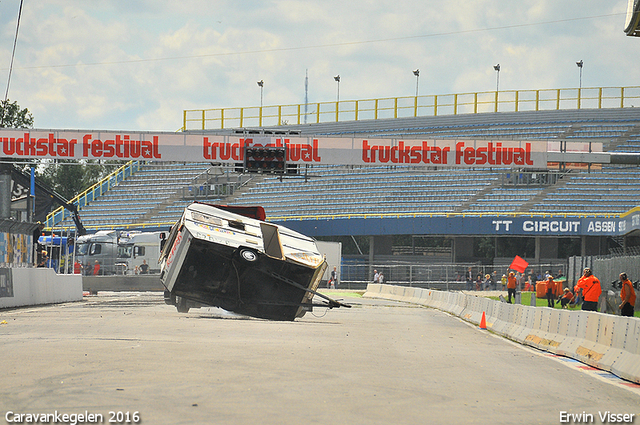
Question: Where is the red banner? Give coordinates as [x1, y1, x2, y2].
[0, 128, 549, 168]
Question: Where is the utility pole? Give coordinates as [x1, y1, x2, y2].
[304, 69, 308, 124]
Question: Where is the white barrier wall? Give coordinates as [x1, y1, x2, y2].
[0, 268, 82, 309]
[364, 284, 640, 384]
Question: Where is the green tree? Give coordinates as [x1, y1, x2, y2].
[0, 99, 34, 128]
[37, 160, 123, 200]
[1, 99, 34, 182]
[474, 237, 495, 262]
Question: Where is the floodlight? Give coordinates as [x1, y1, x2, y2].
[244, 146, 286, 173]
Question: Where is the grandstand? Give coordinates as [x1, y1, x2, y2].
[46, 101, 640, 264]
[244, 108, 640, 144]
[64, 162, 249, 228]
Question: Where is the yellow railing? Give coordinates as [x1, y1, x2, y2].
[268, 210, 623, 222]
[45, 161, 140, 230]
[620, 206, 640, 218]
[46, 210, 623, 233]
[183, 86, 640, 131]
[45, 220, 175, 234]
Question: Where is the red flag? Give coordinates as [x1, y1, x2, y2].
[509, 255, 529, 273]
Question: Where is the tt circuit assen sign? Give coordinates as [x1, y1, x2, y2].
[489, 218, 621, 236]
[0, 129, 547, 168]
[285, 215, 626, 238]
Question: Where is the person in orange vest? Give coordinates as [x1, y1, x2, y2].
[93, 260, 101, 276]
[619, 272, 636, 317]
[557, 288, 573, 309]
[545, 275, 555, 308]
[507, 272, 517, 303]
[575, 267, 601, 312]
[73, 260, 83, 275]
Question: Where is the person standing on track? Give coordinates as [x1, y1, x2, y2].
[329, 266, 338, 289]
[619, 272, 636, 317]
[507, 272, 517, 303]
[483, 274, 492, 291]
[575, 267, 601, 312]
[545, 275, 555, 308]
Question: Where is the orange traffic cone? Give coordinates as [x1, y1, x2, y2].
[479, 311, 487, 330]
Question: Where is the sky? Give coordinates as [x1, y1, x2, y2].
[0, 0, 638, 132]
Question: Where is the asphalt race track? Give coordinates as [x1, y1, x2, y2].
[1, 291, 639, 425]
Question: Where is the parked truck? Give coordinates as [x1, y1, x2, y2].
[118, 231, 165, 274]
[75, 230, 165, 275]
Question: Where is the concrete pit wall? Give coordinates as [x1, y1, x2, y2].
[82, 275, 164, 294]
[0, 268, 82, 309]
[364, 283, 640, 384]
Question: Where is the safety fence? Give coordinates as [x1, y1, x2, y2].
[569, 254, 640, 290]
[364, 284, 640, 384]
[336, 261, 567, 290]
[183, 86, 640, 130]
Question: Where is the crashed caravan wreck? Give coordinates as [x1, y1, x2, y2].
[159, 202, 349, 321]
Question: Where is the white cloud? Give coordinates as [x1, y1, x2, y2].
[0, 0, 636, 131]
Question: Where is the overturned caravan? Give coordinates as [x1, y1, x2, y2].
[159, 202, 348, 321]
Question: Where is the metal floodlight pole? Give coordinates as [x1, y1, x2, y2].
[304, 69, 308, 124]
[334, 75, 340, 102]
[413, 69, 420, 97]
[257, 80, 264, 108]
[493, 64, 500, 92]
[576, 60, 583, 88]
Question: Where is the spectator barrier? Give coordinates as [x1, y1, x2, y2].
[363, 284, 640, 384]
